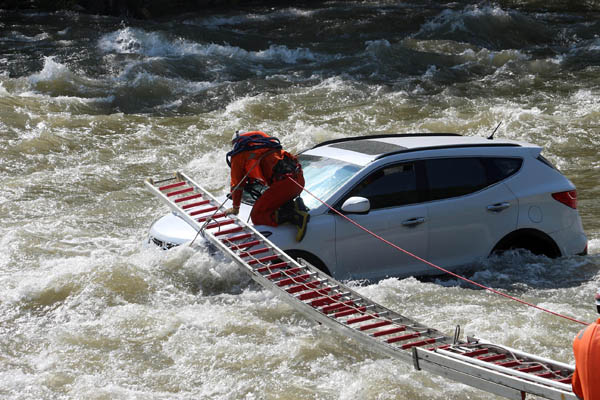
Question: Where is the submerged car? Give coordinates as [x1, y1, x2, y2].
[148, 133, 588, 281]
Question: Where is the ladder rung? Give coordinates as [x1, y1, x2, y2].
[197, 213, 227, 223]
[334, 306, 367, 318]
[175, 193, 203, 203]
[478, 354, 507, 362]
[223, 233, 252, 242]
[310, 294, 342, 307]
[430, 344, 452, 351]
[159, 181, 185, 191]
[287, 281, 321, 294]
[401, 337, 437, 349]
[167, 187, 193, 197]
[557, 377, 572, 384]
[248, 255, 280, 266]
[297, 288, 331, 301]
[266, 267, 302, 280]
[213, 227, 243, 236]
[256, 262, 288, 273]
[347, 314, 377, 324]
[516, 365, 544, 373]
[277, 273, 311, 287]
[463, 348, 490, 357]
[321, 300, 355, 314]
[205, 219, 236, 230]
[238, 247, 270, 258]
[496, 360, 521, 368]
[184, 200, 210, 210]
[229, 239, 260, 250]
[192, 206, 218, 216]
[359, 320, 392, 331]
[372, 326, 407, 337]
[387, 332, 421, 344]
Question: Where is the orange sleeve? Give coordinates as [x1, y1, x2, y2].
[572, 362, 584, 399]
[230, 155, 246, 208]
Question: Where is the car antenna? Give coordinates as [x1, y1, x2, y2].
[487, 121, 502, 140]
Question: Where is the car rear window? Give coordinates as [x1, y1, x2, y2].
[482, 157, 523, 184]
[425, 157, 522, 201]
[536, 154, 558, 170]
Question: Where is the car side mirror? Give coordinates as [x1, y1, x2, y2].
[340, 196, 370, 214]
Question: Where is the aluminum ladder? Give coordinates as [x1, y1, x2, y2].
[145, 171, 577, 400]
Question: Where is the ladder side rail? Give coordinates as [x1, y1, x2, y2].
[420, 348, 576, 399]
[435, 348, 573, 392]
[473, 338, 575, 373]
[145, 178, 203, 233]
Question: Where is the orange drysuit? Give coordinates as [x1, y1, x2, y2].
[572, 317, 600, 399]
[229, 132, 304, 227]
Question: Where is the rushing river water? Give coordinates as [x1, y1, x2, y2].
[1, 2, 599, 399]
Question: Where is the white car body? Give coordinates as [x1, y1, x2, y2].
[148, 134, 588, 281]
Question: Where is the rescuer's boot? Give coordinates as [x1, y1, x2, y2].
[276, 199, 310, 242]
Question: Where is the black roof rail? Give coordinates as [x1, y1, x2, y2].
[310, 133, 462, 149]
[375, 143, 522, 160]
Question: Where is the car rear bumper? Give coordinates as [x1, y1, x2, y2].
[550, 228, 588, 257]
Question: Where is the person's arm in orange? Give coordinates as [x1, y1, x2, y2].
[226, 155, 245, 215]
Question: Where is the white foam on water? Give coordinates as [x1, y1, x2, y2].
[28, 57, 72, 85]
[98, 27, 328, 65]
[184, 7, 317, 29]
[1, 31, 50, 42]
[417, 5, 513, 36]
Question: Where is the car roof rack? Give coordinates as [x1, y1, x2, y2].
[310, 133, 462, 149]
[375, 142, 522, 160]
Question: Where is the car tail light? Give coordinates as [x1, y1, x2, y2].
[552, 190, 577, 209]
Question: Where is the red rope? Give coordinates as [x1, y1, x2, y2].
[288, 176, 589, 326]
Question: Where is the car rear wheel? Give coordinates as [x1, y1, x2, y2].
[491, 229, 561, 258]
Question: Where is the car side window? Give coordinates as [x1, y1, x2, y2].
[425, 158, 487, 201]
[425, 157, 523, 201]
[482, 157, 523, 184]
[347, 162, 419, 209]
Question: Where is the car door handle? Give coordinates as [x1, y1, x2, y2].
[487, 202, 511, 212]
[401, 217, 426, 227]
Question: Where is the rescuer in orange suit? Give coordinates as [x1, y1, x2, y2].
[223, 130, 309, 241]
[572, 289, 600, 400]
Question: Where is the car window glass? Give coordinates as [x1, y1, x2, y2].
[426, 158, 487, 201]
[536, 154, 557, 170]
[483, 157, 523, 184]
[348, 162, 418, 209]
[298, 154, 360, 209]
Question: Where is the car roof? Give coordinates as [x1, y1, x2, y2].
[301, 133, 538, 166]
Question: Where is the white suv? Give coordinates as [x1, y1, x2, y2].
[148, 134, 588, 281]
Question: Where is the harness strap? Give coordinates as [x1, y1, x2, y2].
[226, 134, 282, 167]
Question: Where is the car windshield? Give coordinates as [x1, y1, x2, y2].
[298, 154, 361, 209]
